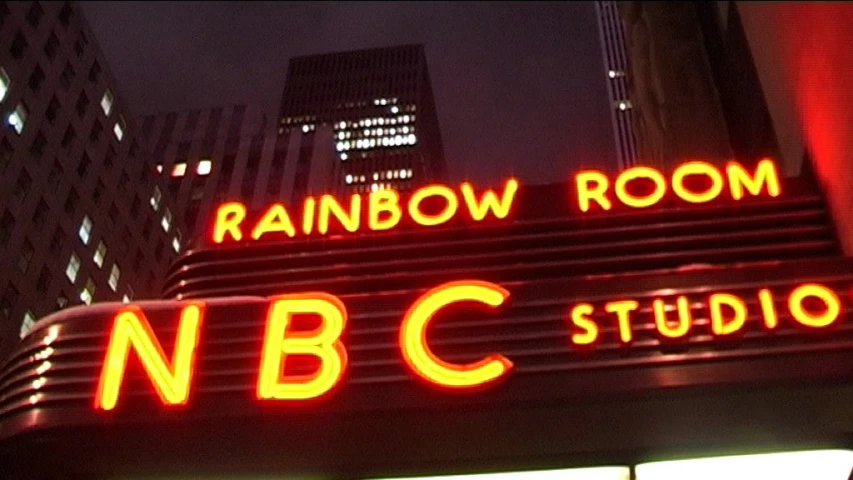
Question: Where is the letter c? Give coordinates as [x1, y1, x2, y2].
[399, 280, 513, 388]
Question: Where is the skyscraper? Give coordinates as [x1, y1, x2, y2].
[139, 105, 273, 236]
[594, 1, 639, 170]
[279, 44, 447, 199]
[0, 1, 184, 359]
[141, 44, 449, 242]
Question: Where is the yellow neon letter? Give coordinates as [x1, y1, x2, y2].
[575, 171, 611, 212]
[251, 204, 296, 240]
[614, 166, 667, 209]
[570, 303, 598, 345]
[726, 159, 781, 200]
[408, 185, 459, 227]
[318, 194, 361, 234]
[213, 202, 246, 243]
[758, 288, 778, 329]
[672, 161, 724, 204]
[95, 303, 204, 411]
[257, 293, 348, 400]
[709, 293, 747, 335]
[605, 300, 639, 343]
[788, 284, 841, 328]
[460, 178, 519, 221]
[653, 296, 693, 338]
[400, 280, 512, 388]
[368, 190, 402, 231]
[302, 196, 316, 235]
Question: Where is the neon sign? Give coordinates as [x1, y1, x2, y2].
[95, 279, 843, 411]
[211, 160, 781, 244]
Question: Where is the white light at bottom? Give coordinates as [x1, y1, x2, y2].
[635, 450, 853, 480]
[368, 467, 630, 480]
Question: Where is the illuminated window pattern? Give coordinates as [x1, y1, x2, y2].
[78, 215, 93, 244]
[345, 169, 412, 185]
[108, 264, 120, 291]
[19, 311, 35, 339]
[334, 109, 418, 155]
[93, 240, 107, 267]
[80, 277, 96, 305]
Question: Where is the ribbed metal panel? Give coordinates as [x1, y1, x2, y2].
[2, 181, 852, 479]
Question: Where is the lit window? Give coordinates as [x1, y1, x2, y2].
[155, 164, 163, 173]
[408, 134, 417, 144]
[65, 253, 81, 283]
[100, 89, 114, 116]
[197, 159, 212, 175]
[371, 183, 378, 192]
[373, 173, 379, 181]
[635, 450, 853, 480]
[8, 102, 27, 134]
[338, 121, 346, 129]
[365, 119, 372, 127]
[122, 294, 130, 303]
[359, 175, 365, 182]
[80, 278, 95, 305]
[340, 153, 348, 161]
[19, 311, 36, 339]
[302, 124, 309, 133]
[369, 467, 630, 480]
[617, 100, 632, 111]
[387, 170, 393, 178]
[171, 162, 187, 177]
[378, 118, 385, 126]
[608, 70, 617, 78]
[345, 174, 353, 184]
[150, 186, 162, 211]
[402, 115, 410, 123]
[0, 67, 9, 102]
[402, 126, 410, 134]
[113, 116, 125, 141]
[78, 215, 93, 245]
[108, 264, 120, 291]
[392, 170, 399, 179]
[391, 106, 399, 114]
[161, 208, 172, 232]
[93, 240, 107, 268]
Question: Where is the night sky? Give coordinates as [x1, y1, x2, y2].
[80, 2, 615, 185]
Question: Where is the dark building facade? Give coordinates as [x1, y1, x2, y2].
[140, 45, 449, 244]
[617, 2, 785, 174]
[0, 1, 183, 361]
[138, 105, 274, 237]
[279, 44, 448, 199]
[595, 1, 639, 170]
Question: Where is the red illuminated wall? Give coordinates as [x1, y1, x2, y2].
[737, 2, 853, 254]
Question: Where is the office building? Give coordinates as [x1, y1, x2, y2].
[0, 1, 183, 360]
[594, 1, 639, 170]
[141, 45, 449, 240]
[138, 105, 273, 236]
[279, 44, 448, 199]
